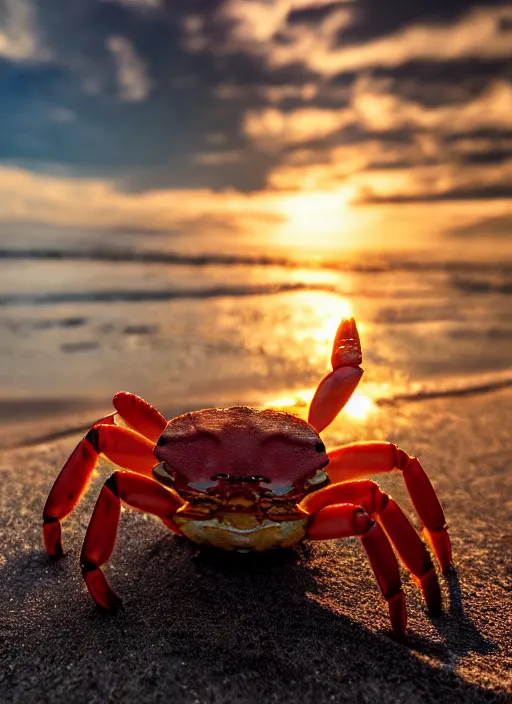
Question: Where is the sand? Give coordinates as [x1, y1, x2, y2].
[1, 388, 511, 703]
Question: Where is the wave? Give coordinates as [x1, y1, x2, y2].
[377, 374, 512, 406]
[451, 277, 512, 295]
[14, 371, 512, 449]
[1, 247, 511, 275]
[3, 280, 512, 308]
[0, 282, 341, 306]
[3, 276, 512, 307]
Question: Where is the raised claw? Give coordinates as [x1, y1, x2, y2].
[308, 317, 364, 433]
[331, 317, 362, 369]
[308, 367, 363, 433]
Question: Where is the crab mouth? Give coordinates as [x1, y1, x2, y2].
[152, 462, 330, 505]
[153, 463, 263, 503]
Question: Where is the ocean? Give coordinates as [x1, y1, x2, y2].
[1, 223, 511, 444]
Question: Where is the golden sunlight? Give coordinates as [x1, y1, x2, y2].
[343, 391, 376, 420]
[290, 294, 354, 366]
[261, 294, 374, 422]
[310, 303, 352, 356]
[277, 188, 355, 250]
[264, 389, 376, 422]
[263, 387, 314, 410]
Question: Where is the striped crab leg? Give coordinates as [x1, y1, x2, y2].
[80, 471, 183, 609]
[325, 442, 452, 572]
[303, 479, 442, 615]
[307, 502, 407, 636]
[43, 392, 167, 557]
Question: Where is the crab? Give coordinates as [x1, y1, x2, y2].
[43, 317, 452, 636]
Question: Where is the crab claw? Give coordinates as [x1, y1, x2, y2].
[308, 317, 363, 433]
[308, 367, 363, 432]
[331, 316, 362, 369]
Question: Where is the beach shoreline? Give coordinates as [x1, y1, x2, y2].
[1, 386, 511, 702]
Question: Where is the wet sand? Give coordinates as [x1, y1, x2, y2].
[1, 389, 511, 703]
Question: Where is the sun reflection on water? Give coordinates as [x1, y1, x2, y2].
[260, 291, 377, 422]
[264, 389, 376, 422]
[290, 295, 355, 367]
[343, 392, 376, 420]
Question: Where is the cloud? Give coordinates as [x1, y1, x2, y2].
[106, 35, 152, 101]
[0, 165, 285, 235]
[254, 83, 512, 199]
[103, 0, 162, 8]
[352, 158, 512, 203]
[269, 150, 512, 203]
[215, 82, 320, 104]
[273, 144, 512, 202]
[0, 0, 511, 207]
[243, 106, 354, 147]
[215, 4, 512, 76]
[216, 0, 332, 45]
[0, 0, 48, 62]
[192, 150, 242, 165]
[449, 214, 512, 238]
[352, 77, 512, 133]
[266, 140, 411, 190]
[448, 135, 512, 164]
[304, 5, 512, 74]
[242, 76, 512, 163]
[359, 185, 512, 203]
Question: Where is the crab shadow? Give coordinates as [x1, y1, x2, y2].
[0, 525, 502, 703]
[428, 567, 496, 657]
[141, 536, 495, 661]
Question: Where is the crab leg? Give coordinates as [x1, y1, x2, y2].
[81, 472, 183, 609]
[112, 391, 167, 442]
[308, 317, 363, 433]
[43, 422, 156, 557]
[303, 480, 442, 614]
[324, 442, 452, 572]
[307, 503, 406, 636]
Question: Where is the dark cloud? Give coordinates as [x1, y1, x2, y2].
[118, 149, 278, 193]
[360, 58, 512, 106]
[462, 150, 512, 166]
[332, 0, 508, 44]
[287, 2, 355, 27]
[0, 0, 510, 202]
[288, 0, 493, 41]
[0, 0, 321, 190]
[358, 185, 512, 204]
[449, 214, 512, 237]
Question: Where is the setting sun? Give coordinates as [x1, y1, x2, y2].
[277, 188, 356, 250]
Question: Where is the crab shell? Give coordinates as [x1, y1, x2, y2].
[152, 406, 330, 551]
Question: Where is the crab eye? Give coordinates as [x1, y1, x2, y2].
[315, 441, 326, 453]
[211, 473, 229, 481]
[250, 475, 270, 483]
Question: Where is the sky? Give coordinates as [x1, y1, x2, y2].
[0, 0, 511, 252]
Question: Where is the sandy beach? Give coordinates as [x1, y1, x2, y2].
[1, 385, 511, 703]
[1, 222, 511, 704]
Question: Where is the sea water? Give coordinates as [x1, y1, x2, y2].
[0, 222, 511, 440]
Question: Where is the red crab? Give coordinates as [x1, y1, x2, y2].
[43, 317, 452, 636]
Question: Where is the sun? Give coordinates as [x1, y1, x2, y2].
[277, 188, 355, 251]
